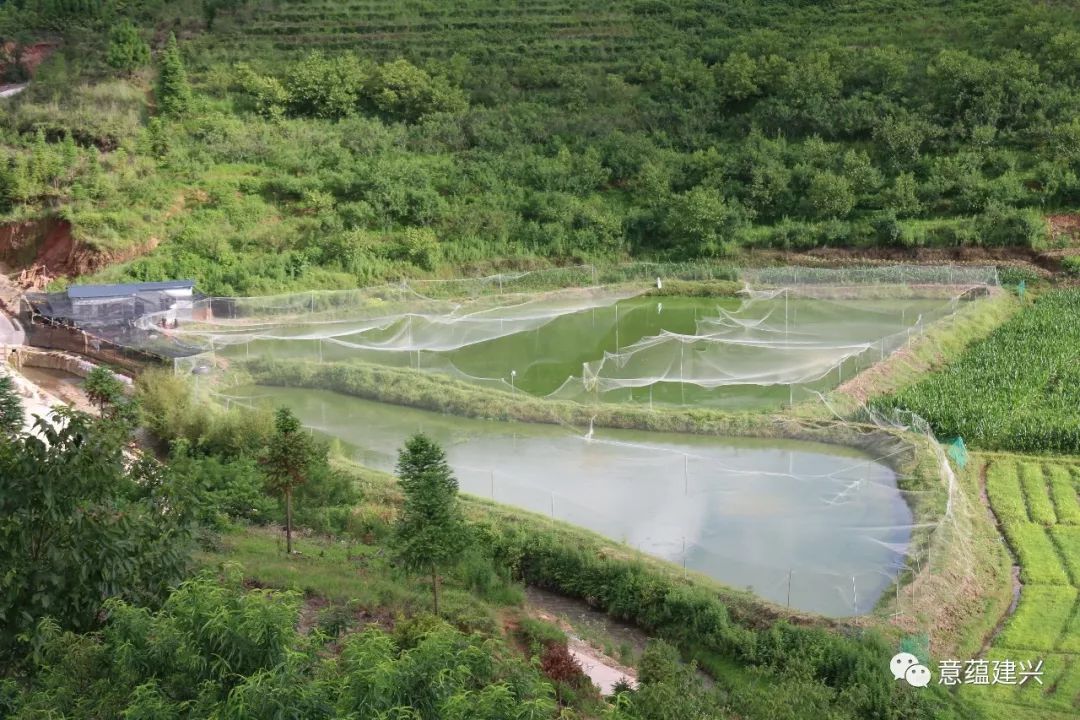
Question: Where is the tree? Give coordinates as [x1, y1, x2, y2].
[83, 365, 124, 416]
[105, 20, 150, 74]
[0, 410, 195, 664]
[261, 407, 318, 554]
[664, 186, 751, 257]
[0, 374, 23, 436]
[716, 51, 760, 102]
[394, 433, 468, 615]
[806, 171, 856, 219]
[886, 172, 923, 217]
[156, 33, 192, 117]
[366, 58, 467, 121]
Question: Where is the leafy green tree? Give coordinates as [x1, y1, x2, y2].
[0, 374, 23, 436]
[367, 58, 467, 121]
[886, 172, 923, 217]
[156, 33, 192, 117]
[28, 127, 57, 187]
[394, 433, 468, 615]
[284, 51, 368, 119]
[144, 117, 170, 158]
[664, 187, 750, 257]
[716, 51, 759, 102]
[83, 365, 124, 416]
[1042, 30, 1080, 84]
[105, 20, 150, 74]
[806, 171, 856, 219]
[0, 410, 195, 664]
[261, 407, 318, 554]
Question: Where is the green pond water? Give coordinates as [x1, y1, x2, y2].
[227, 386, 914, 617]
[216, 294, 959, 410]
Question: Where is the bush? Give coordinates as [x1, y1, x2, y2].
[1061, 254, 1080, 277]
[105, 21, 150, 74]
[975, 202, 1048, 247]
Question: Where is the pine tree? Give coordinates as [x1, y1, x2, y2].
[261, 407, 318, 554]
[156, 33, 192, 117]
[60, 131, 78, 175]
[394, 433, 468, 615]
[29, 127, 54, 186]
[0, 375, 23, 437]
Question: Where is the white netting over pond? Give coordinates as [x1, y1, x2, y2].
[164, 265, 998, 410]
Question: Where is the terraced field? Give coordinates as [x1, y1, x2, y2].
[966, 456, 1080, 719]
[207, 0, 1058, 69]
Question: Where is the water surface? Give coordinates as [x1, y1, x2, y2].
[229, 386, 913, 616]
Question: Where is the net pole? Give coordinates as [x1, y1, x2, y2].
[784, 287, 789, 339]
[680, 343, 685, 404]
[787, 569, 792, 608]
[614, 303, 619, 351]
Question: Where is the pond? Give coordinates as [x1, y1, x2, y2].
[214, 292, 961, 410]
[227, 386, 913, 617]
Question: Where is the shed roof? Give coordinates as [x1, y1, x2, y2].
[67, 280, 195, 300]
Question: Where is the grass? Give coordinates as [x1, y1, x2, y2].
[995, 584, 1077, 650]
[1003, 522, 1070, 585]
[1048, 465, 1080, 525]
[1020, 462, 1058, 525]
[1051, 527, 1080, 586]
[987, 461, 1028, 523]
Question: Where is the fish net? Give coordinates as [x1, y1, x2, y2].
[168, 264, 997, 412]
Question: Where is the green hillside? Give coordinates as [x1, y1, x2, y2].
[1, 1, 1080, 293]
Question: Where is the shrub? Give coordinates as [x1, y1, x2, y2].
[106, 21, 150, 74]
[1061, 254, 1080, 277]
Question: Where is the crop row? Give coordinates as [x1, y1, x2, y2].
[981, 457, 1080, 712]
[1003, 521, 1071, 585]
[1020, 462, 1058, 525]
[1052, 526, 1080, 586]
[1049, 465, 1080, 524]
[877, 291, 1080, 453]
[244, 17, 631, 35]
[966, 650, 1080, 715]
[997, 584, 1077, 650]
[260, 36, 665, 63]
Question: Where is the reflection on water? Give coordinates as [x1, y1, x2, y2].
[229, 386, 913, 617]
